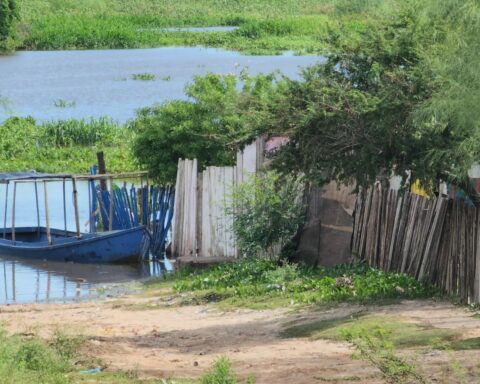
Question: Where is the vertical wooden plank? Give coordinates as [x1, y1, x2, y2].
[196, 172, 203, 258]
[391, 192, 412, 272]
[201, 167, 211, 257]
[172, 159, 184, 258]
[418, 197, 448, 280]
[386, 193, 402, 271]
[474, 209, 480, 303]
[358, 188, 373, 260]
[400, 194, 420, 273]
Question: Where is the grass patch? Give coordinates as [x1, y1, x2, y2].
[0, 116, 135, 174]
[0, 329, 81, 383]
[18, 0, 396, 54]
[449, 337, 480, 351]
[282, 314, 459, 348]
[146, 258, 441, 310]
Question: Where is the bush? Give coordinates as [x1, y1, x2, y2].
[0, 0, 20, 53]
[230, 171, 306, 259]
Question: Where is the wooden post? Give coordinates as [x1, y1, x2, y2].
[62, 178, 67, 236]
[72, 178, 81, 238]
[97, 151, 107, 191]
[108, 177, 113, 231]
[11, 181, 16, 245]
[44, 181, 52, 246]
[475, 210, 480, 303]
[3, 182, 8, 239]
[34, 181, 40, 230]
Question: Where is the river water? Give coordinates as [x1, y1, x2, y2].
[0, 46, 323, 304]
[0, 47, 323, 123]
[0, 179, 170, 305]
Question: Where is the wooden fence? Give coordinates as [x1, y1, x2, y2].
[352, 185, 480, 303]
[172, 139, 264, 258]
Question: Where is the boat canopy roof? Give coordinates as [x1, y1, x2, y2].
[0, 172, 71, 183]
[0, 171, 149, 183]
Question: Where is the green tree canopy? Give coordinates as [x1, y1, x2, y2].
[265, 0, 480, 190]
[0, 0, 19, 53]
[131, 72, 276, 183]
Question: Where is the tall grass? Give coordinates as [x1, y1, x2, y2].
[0, 117, 135, 173]
[18, 0, 396, 53]
[42, 117, 122, 147]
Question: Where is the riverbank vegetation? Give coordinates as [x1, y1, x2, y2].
[0, 117, 135, 173]
[146, 259, 439, 309]
[3, 0, 478, 187]
[0, 0, 19, 53]
[17, 0, 394, 54]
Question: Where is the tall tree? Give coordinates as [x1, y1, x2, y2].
[0, 0, 19, 54]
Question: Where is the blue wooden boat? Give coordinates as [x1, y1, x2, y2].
[0, 172, 150, 263]
[0, 226, 148, 263]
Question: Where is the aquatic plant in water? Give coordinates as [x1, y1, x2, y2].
[131, 73, 156, 81]
[53, 99, 75, 108]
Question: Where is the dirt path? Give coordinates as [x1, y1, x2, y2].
[1, 298, 479, 383]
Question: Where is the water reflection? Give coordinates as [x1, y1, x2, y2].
[0, 257, 168, 305]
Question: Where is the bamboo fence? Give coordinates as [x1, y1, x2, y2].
[352, 185, 480, 303]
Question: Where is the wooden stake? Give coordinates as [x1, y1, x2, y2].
[11, 182, 16, 245]
[97, 151, 107, 191]
[72, 178, 81, 238]
[44, 181, 52, 246]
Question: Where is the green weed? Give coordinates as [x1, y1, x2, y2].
[200, 356, 254, 384]
[0, 329, 71, 384]
[131, 73, 156, 81]
[282, 314, 458, 348]
[147, 259, 440, 309]
[343, 328, 427, 384]
[54, 99, 76, 108]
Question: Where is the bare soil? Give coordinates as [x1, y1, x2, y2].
[1, 297, 479, 383]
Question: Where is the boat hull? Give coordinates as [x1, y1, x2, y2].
[0, 226, 148, 263]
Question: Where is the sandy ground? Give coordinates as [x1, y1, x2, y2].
[1, 297, 480, 383]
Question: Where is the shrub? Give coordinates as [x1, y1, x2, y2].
[0, 0, 20, 53]
[230, 171, 306, 259]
